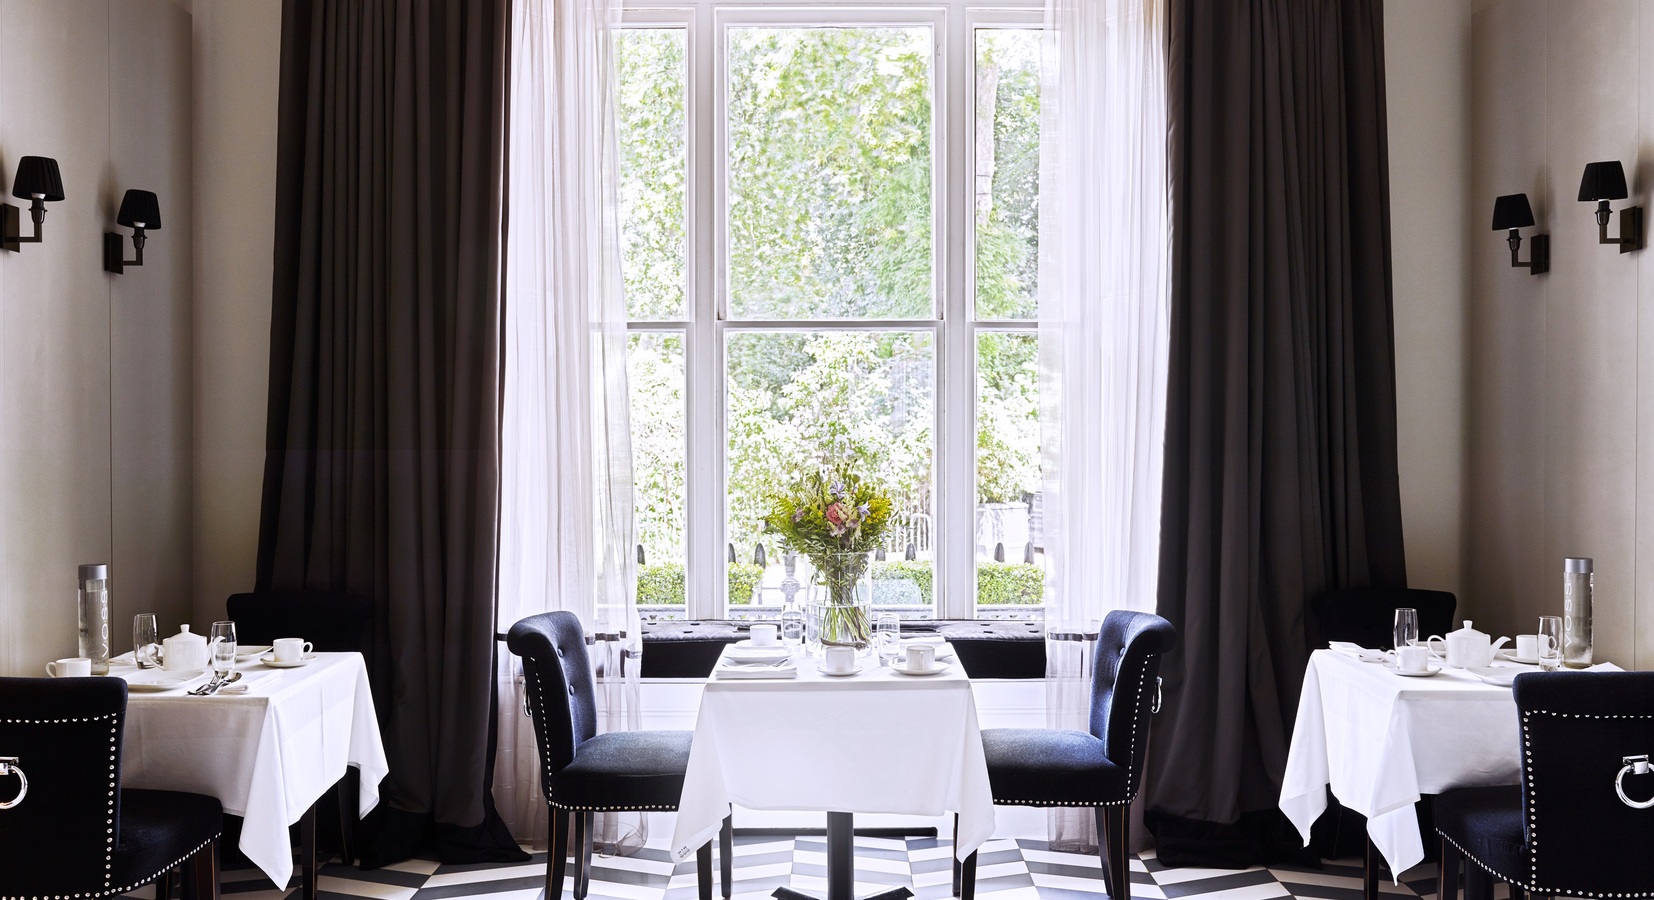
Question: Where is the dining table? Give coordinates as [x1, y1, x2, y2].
[1279, 647, 1619, 899]
[111, 650, 389, 897]
[670, 641, 996, 900]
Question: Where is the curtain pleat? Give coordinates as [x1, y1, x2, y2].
[260, 0, 523, 866]
[1145, 0, 1405, 867]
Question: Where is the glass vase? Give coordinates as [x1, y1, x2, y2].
[806, 551, 873, 656]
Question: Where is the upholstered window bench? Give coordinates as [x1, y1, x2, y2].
[639, 619, 1047, 679]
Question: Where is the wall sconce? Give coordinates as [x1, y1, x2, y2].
[103, 190, 161, 275]
[1, 156, 64, 253]
[1492, 193, 1548, 275]
[1578, 160, 1643, 253]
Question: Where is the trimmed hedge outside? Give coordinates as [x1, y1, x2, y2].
[637, 561, 764, 606]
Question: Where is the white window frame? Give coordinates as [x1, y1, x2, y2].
[621, 0, 1042, 622]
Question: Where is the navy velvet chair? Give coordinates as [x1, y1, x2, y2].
[1435, 670, 1654, 900]
[507, 611, 728, 900]
[970, 610, 1177, 900]
[0, 677, 223, 900]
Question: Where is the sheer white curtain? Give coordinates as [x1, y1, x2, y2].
[1037, 0, 1170, 852]
[493, 0, 645, 855]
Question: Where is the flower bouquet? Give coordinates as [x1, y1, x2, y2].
[763, 470, 893, 653]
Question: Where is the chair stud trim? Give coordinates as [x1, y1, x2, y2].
[0, 833, 221, 900]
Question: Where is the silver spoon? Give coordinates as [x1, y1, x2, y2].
[207, 671, 243, 694]
[189, 672, 225, 696]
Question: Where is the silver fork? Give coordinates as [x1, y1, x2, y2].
[189, 672, 225, 696]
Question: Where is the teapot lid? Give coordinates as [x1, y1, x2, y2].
[169, 624, 203, 641]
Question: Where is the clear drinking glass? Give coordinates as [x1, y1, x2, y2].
[1392, 608, 1419, 651]
[780, 609, 806, 651]
[1537, 616, 1563, 671]
[133, 614, 160, 669]
[875, 613, 902, 666]
[209, 621, 237, 676]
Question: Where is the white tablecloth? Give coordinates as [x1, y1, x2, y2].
[1280, 649, 1616, 877]
[116, 652, 389, 889]
[670, 648, 995, 865]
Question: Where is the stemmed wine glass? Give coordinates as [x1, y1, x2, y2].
[209, 620, 238, 680]
[875, 613, 902, 667]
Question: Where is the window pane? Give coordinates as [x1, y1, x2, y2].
[974, 28, 1041, 321]
[726, 331, 935, 618]
[618, 28, 687, 321]
[726, 27, 934, 320]
[976, 332, 1043, 619]
[630, 332, 687, 619]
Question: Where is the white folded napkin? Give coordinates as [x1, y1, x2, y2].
[714, 661, 797, 679]
[1329, 641, 1388, 663]
[725, 645, 791, 662]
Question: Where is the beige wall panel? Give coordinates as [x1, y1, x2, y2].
[110, 0, 194, 638]
[0, 0, 114, 674]
[1538, 0, 1639, 667]
[1467, 2, 1549, 637]
[1637, 1, 1654, 667]
[190, 0, 279, 622]
[1386, 0, 1471, 602]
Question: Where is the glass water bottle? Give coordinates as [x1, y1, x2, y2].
[1563, 557, 1593, 669]
[78, 563, 111, 675]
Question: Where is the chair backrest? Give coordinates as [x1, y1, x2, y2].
[506, 612, 597, 785]
[0, 677, 129, 897]
[1309, 587, 1455, 650]
[226, 590, 372, 651]
[1513, 671, 1654, 893]
[1090, 610, 1177, 797]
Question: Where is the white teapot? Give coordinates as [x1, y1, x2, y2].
[1425, 620, 1510, 668]
[161, 624, 209, 672]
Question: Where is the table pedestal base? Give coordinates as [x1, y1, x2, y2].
[771, 813, 921, 900]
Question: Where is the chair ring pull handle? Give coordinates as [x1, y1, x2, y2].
[0, 757, 27, 810]
[1616, 755, 1654, 809]
[1152, 676, 1164, 714]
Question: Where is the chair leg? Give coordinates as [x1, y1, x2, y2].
[951, 814, 961, 897]
[573, 811, 595, 899]
[697, 840, 714, 900]
[548, 809, 571, 900]
[721, 814, 734, 899]
[958, 849, 977, 900]
[338, 768, 360, 865]
[155, 868, 173, 900]
[188, 837, 220, 900]
[1464, 863, 1494, 900]
[1098, 806, 1130, 900]
[299, 801, 318, 900]
[1438, 837, 1460, 900]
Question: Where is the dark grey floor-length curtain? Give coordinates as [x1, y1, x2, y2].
[1144, 0, 1406, 867]
[259, 0, 525, 866]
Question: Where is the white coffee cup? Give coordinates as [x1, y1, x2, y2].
[905, 643, 937, 672]
[1516, 634, 1539, 660]
[1396, 645, 1430, 673]
[750, 623, 778, 647]
[46, 657, 91, 678]
[272, 638, 313, 662]
[823, 646, 856, 674]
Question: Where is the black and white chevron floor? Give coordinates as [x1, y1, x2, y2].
[130, 835, 1505, 900]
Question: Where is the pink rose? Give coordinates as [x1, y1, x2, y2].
[824, 502, 848, 534]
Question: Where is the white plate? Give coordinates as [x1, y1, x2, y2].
[1468, 666, 1519, 687]
[1498, 650, 1543, 665]
[818, 664, 865, 677]
[1391, 664, 1442, 677]
[890, 660, 950, 677]
[259, 653, 317, 668]
[121, 671, 204, 692]
[236, 645, 272, 660]
[731, 639, 789, 651]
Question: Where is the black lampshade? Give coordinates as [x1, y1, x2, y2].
[116, 190, 162, 230]
[1578, 160, 1629, 202]
[10, 156, 63, 202]
[1492, 193, 1536, 230]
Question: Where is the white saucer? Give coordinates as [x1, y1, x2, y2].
[1391, 664, 1442, 677]
[1498, 650, 1542, 665]
[890, 660, 950, 677]
[260, 653, 316, 668]
[1468, 666, 1518, 687]
[818, 664, 864, 677]
[122, 671, 204, 692]
[236, 645, 272, 660]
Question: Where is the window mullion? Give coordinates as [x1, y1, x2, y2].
[685, 4, 724, 621]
